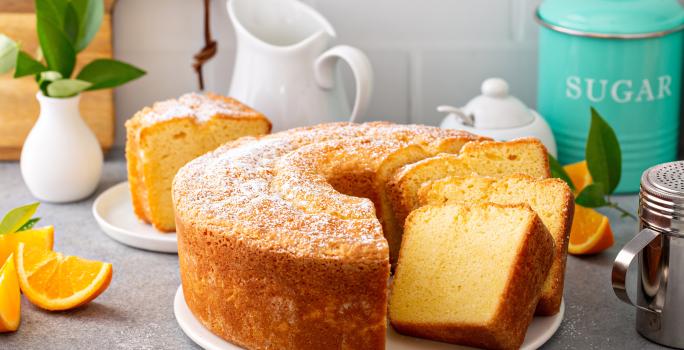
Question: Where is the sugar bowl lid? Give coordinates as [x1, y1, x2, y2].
[438, 78, 534, 130]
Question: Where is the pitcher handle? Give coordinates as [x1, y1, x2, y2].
[611, 228, 661, 314]
[314, 45, 373, 123]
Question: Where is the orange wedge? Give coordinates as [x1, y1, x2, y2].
[16, 243, 112, 311]
[563, 161, 614, 254]
[0, 255, 20, 332]
[564, 160, 592, 194]
[0, 225, 54, 265]
[568, 205, 614, 255]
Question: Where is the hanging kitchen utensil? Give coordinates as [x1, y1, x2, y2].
[193, 0, 217, 90]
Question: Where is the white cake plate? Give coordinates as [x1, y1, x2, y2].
[174, 286, 564, 350]
[92, 182, 177, 253]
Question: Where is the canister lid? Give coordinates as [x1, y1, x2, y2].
[538, 0, 684, 36]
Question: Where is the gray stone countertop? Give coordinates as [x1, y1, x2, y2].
[0, 149, 667, 350]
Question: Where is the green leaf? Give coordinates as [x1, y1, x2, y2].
[0, 203, 40, 235]
[586, 107, 622, 194]
[0, 34, 19, 73]
[46, 78, 92, 97]
[35, 0, 70, 29]
[14, 51, 47, 78]
[77, 59, 145, 90]
[63, 3, 80, 45]
[548, 153, 575, 191]
[37, 15, 76, 77]
[17, 218, 41, 232]
[70, 0, 104, 52]
[575, 183, 608, 208]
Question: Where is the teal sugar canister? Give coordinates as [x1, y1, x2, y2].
[536, 0, 684, 193]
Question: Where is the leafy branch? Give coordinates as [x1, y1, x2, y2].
[0, 0, 145, 98]
[549, 107, 637, 221]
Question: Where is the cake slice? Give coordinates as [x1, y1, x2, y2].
[387, 138, 550, 236]
[418, 174, 574, 316]
[126, 93, 271, 232]
[389, 203, 554, 350]
[373, 136, 481, 267]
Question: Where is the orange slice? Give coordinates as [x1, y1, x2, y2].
[16, 243, 112, 311]
[0, 255, 20, 332]
[0, 225, 54, 265]
[564, 160, 592, 193]
[568, 205, 614, 255]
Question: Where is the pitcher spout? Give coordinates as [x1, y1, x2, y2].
[227, 0, 373, 133]
[227, 0, 335, 51]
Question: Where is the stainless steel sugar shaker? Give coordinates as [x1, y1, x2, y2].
[612, 161, 684, 348]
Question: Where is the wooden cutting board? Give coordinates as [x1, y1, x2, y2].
[0, 0, 116, 160]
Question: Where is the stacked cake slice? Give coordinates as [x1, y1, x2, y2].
[388, 147, 573, 349]
[390, 203, 555, 350]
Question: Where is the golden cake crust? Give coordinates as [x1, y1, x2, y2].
[173, 122, 481, 349]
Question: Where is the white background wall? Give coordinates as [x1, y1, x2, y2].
[113, 0, 542, 146]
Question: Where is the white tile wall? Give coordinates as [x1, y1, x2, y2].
[113, 0, 542, 146]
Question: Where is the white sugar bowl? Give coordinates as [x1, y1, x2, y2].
[439, 78, 557, 157]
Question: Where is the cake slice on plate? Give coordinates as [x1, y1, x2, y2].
[418, 174, 573, 316]
[126, 93, 271, 232]
[389, 202, 554, 350]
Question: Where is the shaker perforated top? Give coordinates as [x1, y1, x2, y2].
[642, 161, 684, 202]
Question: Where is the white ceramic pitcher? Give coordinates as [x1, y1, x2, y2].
[227, 0, 373, 131]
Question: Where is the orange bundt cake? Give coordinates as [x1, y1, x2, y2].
[173, 122, 485, 349]
[126, 93, 271, 232]
[418, 174, 574, 316]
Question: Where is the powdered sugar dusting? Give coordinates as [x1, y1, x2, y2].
[139, 93, 261, 125]
[173, 122, 479, 261]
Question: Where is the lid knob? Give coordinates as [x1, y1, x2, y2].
[481, 78, 509, 98]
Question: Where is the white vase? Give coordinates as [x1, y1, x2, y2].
[20, 92, 103, 203]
